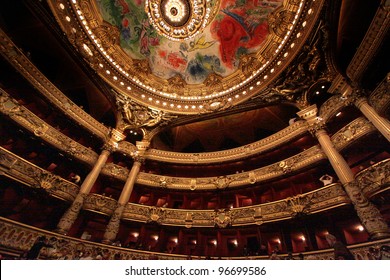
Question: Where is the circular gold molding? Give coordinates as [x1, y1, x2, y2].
[145, 0, 219, 41]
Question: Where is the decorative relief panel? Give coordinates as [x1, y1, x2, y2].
[213, 209, 232, 228]
[0, 147, 79, 202]
[369, 76, 390, 114]
[331, 117, 376, 151]
[83, 194, 118, 216]
[118, 184, 350, 227]
[116, 92, 178, 133]
[318, 94, 347, 121]
[1, 217, 389, 259]
[137, 145, 326, 190]
[356, 159, 390, 197]
[101, 163, 129, 182]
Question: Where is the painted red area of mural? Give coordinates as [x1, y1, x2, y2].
[117, 0, 130, 15]
[167, 53, 187, 69]
[212, 1, 271, 69]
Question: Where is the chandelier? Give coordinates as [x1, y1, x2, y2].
[145, 0, 220, 41]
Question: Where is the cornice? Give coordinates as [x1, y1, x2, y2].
[145, 121, 309, 164]
[346, 1, 390, 84]
[137, 145, 327, 190]
[0, 28, 110, 141]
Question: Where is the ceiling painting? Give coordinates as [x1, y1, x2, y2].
[96, 0, 283, 84]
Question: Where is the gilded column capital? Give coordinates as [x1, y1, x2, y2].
[308, 121, 327, 137]
[101, 128, 126, 153]
[129, 140, 150, 163]
[343, 89, 368, 108]
[110, 128, 126, 142]
[102, 141, 118, 153]
[131, 152, 146, 164]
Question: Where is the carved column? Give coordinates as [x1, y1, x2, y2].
[56, 129, 125, 235]
[353, 96, 390, 142]
[298, 105, 390, 239]
[102, 140, 149, 244]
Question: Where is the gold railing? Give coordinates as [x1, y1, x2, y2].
[0, 217, 389, 260]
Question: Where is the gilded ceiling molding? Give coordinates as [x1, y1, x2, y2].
[0, 28, 110, 141]
[145, 120, 309, 164]
[0, 89, 99, 167]
[355, 159, 390, 197]
[346, 1, 390, 84]
[1, 217, 389, 259]
[0, 147, 79, 202]
[121, 183, 350, 227]
[47, 0, 325, 114]
[145, 0, 221, 41]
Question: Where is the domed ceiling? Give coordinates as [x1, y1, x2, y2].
[49, 0, 324, 114]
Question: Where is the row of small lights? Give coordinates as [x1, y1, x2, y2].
[132, 228, 365, 246]
[64, 0, 312, 111]
[135, 234, 179, 244]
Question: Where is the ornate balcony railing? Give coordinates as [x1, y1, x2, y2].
[0, 217, 389, 260]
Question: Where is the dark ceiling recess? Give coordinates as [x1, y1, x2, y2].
[336, 0, 381, 72]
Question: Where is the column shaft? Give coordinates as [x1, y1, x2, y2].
[102, 160, 142, 244]
[56, 149, 111, 234]
[315, 129, 354, 184]
[355, 98, 390, 142]
[315, 129, 389, 239]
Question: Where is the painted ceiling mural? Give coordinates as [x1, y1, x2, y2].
[96, 0, 283, 84]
